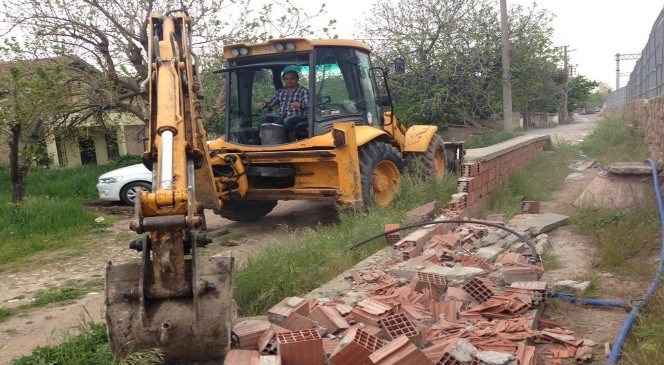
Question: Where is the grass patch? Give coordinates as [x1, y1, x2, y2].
[569, 114, 663, 363]
[541, 253, 562, 270]
[0, 197, 101, 269]
[622, 286, 664, 365]
[486, 141, 579, 218]
[571, 206, 660, 278]
[11, 320, 114, 365]
[578, 115, 649, 164]
[0, 161, 134, 270]
[234, 174, 458, 315]
[0, 279, 103, 324]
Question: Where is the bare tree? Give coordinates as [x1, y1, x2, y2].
[1, 0, 335, 124]
[0, 0, 334, 201]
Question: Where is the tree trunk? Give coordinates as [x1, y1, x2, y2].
[9, 123, 27, 203]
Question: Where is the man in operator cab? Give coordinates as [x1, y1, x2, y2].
[257, 70, 308, 141]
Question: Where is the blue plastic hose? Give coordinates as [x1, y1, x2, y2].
[548, 292, 630, 310]
[607, 159, 664, 364]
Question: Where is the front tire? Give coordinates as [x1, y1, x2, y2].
[215, 200, 278, 222]
[120, 181, 151, 205]
[359, 141, 405, 207]
[406, 134, 446, 181]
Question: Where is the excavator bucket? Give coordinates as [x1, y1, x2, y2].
[105, 255, 235, 361]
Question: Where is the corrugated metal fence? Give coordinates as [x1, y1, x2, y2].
[606, 6, 664, 107]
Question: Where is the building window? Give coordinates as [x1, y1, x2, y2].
[56, 137, 68, 166]
[105, 134, 119, 160]
[78, 136, 97, 165]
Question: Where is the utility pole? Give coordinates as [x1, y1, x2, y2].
[561, 45, 569, 124]
[500, 0, 513, 132]
[615, 53, 640, 89]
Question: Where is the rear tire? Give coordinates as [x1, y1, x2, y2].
[215, 200, 278, 222]
[120, 181, 151, 205]
[406, 134, 446, 181]
[359, 141, 405, 207]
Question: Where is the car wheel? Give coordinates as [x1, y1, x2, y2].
[120, 181, 151, 205]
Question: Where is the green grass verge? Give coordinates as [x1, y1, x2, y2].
[486, 141, 579, 219]
[0, 197, 103, 268]
[571, 113, 664, 363]
[578, 115, 649, 165]
[0, 160, 132, 270]
[622, 286, 664, 365]
[572, 207, 660, 278]
[234, 174, 458, 315]
[11, 320, 114, 365]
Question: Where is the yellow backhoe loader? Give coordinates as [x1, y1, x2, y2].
[105, 10, 463, 361]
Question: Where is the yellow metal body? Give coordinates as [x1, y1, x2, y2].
[206, 122, 375, 207]
[108, 14, 445, 361]
[382, 112, 438, 153]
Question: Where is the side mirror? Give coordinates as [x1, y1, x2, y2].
[394, 57, 405, 74]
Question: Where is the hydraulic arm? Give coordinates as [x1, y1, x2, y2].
[105, 11, 234, 361]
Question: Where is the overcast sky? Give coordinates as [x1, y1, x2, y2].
[299, 0, 664, 90]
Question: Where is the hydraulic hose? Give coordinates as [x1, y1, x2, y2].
[548, 292, 631, 311]
[607, 158, 664, 364]
[347, 218, 541, 264]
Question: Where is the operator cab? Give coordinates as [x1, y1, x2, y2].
[219, 39, 387, 145]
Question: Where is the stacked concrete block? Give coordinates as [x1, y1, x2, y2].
[462, 277, 498, 303]
[223, 349, 261, 365]
[309, 305, 350, 334]
[268, 297, 309, 324]
[452, 136, 552, 216]
[368, 335, 432, 365]
[276, 329, 325, 365]
[384, 224, 402, 246]
[328, 328, 385, 365]
[379, 312, 421, 347]
[232, 319, 272, 350]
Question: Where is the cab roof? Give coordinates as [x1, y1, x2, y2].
[223, 38, 371, 59]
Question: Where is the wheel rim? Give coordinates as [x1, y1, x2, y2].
[126, 187, 143, 203]
[371, 160, 401, 206]
[433, 148, 446, 180]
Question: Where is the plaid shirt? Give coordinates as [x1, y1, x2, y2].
[264, 86, 309, 117]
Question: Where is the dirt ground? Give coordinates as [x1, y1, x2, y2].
[0, 113, 627, 364]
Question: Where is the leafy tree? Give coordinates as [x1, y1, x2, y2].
[507, 3, 563, 128]
[566, 75, 599, 113]
[360, 0, 501, 127]
[360, 0, 561, 129]
[0, 63, 67, 202]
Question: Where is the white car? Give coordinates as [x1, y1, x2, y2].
[96, 163, 153, 205]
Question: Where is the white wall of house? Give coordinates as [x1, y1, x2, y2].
[1, 116, 146, 168]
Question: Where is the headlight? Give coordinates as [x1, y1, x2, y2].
[285, 42, 295, 51]
[231, 48, 240, 56]
[239, 47, 249, 56]
[100, 177, 120, 184]
[275, 43, 285, 52]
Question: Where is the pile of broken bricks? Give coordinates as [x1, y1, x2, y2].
[224, 210, 605, 365]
